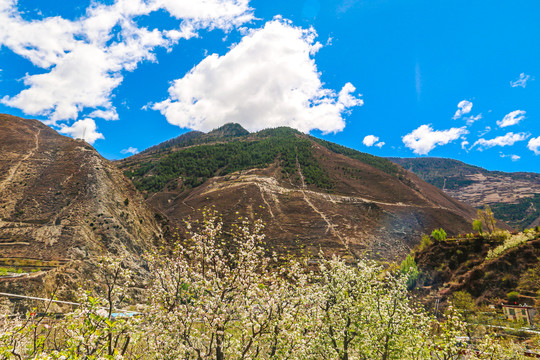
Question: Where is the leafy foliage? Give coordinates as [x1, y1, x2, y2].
[431, 228, 447, 241]
[311, 137, 402, 177]
[399, 254, 419, 289]
[475, 205, 497, 234]
[507, 291, 520, 303]
[472, 219, 483, 234]
[125, 131, 333, 193]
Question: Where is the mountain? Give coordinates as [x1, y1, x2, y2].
[137, 122, 250, 155]
[389, 157, 540, 229]
[0, 114, 163, 299]
[119, 124, 483, 261]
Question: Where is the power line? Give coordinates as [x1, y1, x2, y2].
[0, 292, 80, 306]
[0, 292, 139, 314]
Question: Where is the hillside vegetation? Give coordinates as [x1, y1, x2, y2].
[122, 125, 410, 195]
[414, 227, 540, 305]
[124, 128, 333, 193]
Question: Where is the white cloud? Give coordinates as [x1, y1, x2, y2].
[464, 114, 482, 126]
[362, 135, 384, 148]
[500, 153, 520, 161]
[497, 110, 526, 128]
[88, 109, 119, 121]
[362, 135, 379, 147]
[121, 146, 139, 155]
[402, 124, 468, 155]
[473, 132, 529, 150]
[528, 136, 540, 155]
[510, 73, 531, 88]
[159, 0, 253, 30]
[58, 118, 105, 144]
[461, 140, 469, 150]
[478, 126, 491, 137]
[453, 100, 472, 120]
[153, 19, 362, 133]
[0, 0, 253, 123]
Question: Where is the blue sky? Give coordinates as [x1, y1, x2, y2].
[0, 0, 539, 172]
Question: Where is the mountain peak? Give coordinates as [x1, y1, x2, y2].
[208, 123, 250, 138]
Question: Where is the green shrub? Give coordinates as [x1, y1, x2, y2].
[418, 234, 433, 251]
[431, 228, 447, 241]
[472, 219, 483, 234]
[507, 291, 519, 303]
[399, 254, 419, 289]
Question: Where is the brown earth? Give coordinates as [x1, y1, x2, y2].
[0, 114, 163, 299]
[121, 128, 484, 261]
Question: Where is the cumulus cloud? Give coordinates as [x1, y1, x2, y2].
[362, 135, 378, 147]
[497, 110, 526, 128]
[0, 0, 253, 124]
[58, 118, 104, 144]
[510, 73, 531, 88]
[461, 140, 469, 150]
[153, 19, 363, 133]
[120, 146, 139, 155]
[473, 132, 529, 150]
[528, 136, 540, 155]
[362, 135, 384, 148]
[402, 124, 468, 155]
[453, 100, 473, 120]
[88, 109, 119, 121]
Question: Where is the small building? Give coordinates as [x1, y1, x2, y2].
[502, 304, 537, 326]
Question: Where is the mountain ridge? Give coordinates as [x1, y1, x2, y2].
[119, 123, 486, 260]
[390, 157, 540, 229]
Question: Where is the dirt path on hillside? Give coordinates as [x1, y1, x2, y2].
[0, 128, 41, 219]
[295, 154, 351, 251]
[0, 128, 41, 194]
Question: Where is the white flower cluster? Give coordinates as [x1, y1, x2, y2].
[486, 230, 536, 261]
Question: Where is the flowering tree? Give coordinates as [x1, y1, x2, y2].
[307, 257, 433, 360]
[145, 209, 311, 359]
[0, 211, 532, 359]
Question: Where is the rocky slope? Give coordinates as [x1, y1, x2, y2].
[414, 230, 540, 306]
[0, 114, 163, 299]
[120, 125, 481, 261]
[390, 157, 540, 229]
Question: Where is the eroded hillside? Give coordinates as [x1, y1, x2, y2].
[0, 114, 163, 298]
[120, 125, 480, 261]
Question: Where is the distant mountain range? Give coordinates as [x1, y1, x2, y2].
[389, 157, 540, 229]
